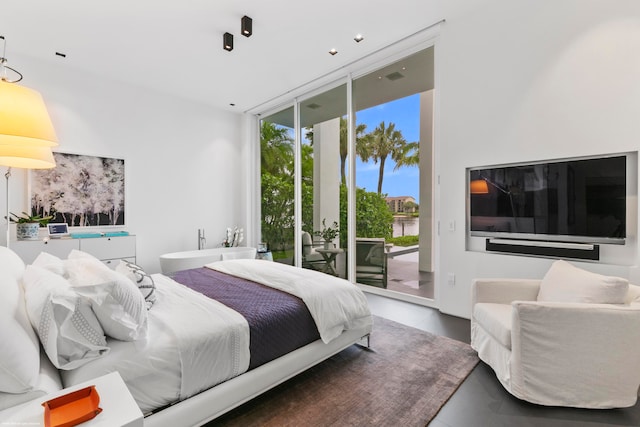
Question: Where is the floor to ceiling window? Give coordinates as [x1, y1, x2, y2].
[257, 45, 436, 304]
[259, 107, 295, 265]
[352, 48, 435, 300]
[299, 84, 349, 279]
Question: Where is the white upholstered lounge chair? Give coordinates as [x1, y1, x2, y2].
[471, 260, 640, 409]
[301, 231, 325, 271]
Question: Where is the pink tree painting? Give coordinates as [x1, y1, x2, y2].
[31, 153, 125, 227]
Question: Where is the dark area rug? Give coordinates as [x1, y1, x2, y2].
[208, 316, 479, 427]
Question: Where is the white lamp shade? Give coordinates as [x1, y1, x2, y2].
[0, 80, 58, 147]
[0, 145, 55, 169]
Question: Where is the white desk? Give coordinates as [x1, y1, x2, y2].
[0, 372, 143, 427]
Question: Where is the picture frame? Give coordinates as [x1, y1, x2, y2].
[30, 152, 125, 227]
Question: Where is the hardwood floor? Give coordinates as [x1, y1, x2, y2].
[365, 293, 640, 427]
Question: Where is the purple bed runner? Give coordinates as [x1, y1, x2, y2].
[170, 267, 321, 370]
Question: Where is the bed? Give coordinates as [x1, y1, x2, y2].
[0, 246, 373, 426]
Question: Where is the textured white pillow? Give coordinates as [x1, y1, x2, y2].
[0, 247, 40, 393]
[23, 265, 109, 370]
[538, 260, 629, 304]
[66, 250, 148, 341]
[115, 261, 157, 309]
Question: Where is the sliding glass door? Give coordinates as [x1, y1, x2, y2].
[259, 107, 295, 264]
[351, 47, 435, 299]
[257, 46, 436, 304]
[299, 84, 349, 279]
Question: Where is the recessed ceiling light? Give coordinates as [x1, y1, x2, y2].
[329, 48, 338, 56]
[354, 34, 364, 43]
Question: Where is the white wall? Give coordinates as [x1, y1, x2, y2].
[436, 0, 640, 317]
[0, 54, 246, 273]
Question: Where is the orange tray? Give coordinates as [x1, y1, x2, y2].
[42, 385, 102, 427]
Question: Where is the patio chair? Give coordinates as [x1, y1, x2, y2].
[355, 238, 387, 288]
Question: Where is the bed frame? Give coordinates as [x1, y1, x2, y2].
[144, 325, 371, 427]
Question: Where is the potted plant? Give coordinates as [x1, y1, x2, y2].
[314, 219, 339, 249]
[9, 212, 53, 240]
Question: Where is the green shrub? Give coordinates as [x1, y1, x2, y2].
[387, 235, 419, 246]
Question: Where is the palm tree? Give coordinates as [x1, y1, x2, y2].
[260, 121, 294, 175]
[359, 121, 413, 194]
[394, 140, 419, 169]
[339, 118, 369, 185]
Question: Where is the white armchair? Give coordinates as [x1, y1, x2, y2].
[471, 263, 640, 409]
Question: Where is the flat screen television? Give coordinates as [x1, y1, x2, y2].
[468, 154, 628, 245]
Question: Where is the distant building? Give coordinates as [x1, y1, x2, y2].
[386, 196, 417, 213]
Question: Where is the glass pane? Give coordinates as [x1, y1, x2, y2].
[260, 107, 295, 265]
[352, 47, 434, 297]
[299, 84, 348, 278]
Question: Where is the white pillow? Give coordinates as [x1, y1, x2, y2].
[32, 251, 66, 276]
[538, 260, 629, 304]
[115, 261, 157, 309]
[66, 250, 148, 341]
[0, 247, 40, 393]
[625, 283, 640, 304]
[22, 265, 109, 370]
[0, 350, 62, 410]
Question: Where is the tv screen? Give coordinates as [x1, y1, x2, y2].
[469, 155, 627, 244]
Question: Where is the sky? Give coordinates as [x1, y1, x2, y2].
[354, 94, 421, 203]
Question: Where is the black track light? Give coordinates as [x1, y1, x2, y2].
[241, 16, 252, 37]
[223, 32, 233, 51]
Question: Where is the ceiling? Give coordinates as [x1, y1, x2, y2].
[266, 47, 434, 128]
[1, 0, 439, 113]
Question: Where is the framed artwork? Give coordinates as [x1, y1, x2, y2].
[30, 152, 125, 227]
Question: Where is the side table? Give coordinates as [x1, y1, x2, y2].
[315, 248, 344, 276]
[0, 371, 143, 427]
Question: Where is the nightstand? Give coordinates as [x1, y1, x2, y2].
[0, 371, 143, 427]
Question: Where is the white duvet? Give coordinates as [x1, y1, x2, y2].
[62, 260, 372, 414]
[207, 259, 373, 343]
[61, 275, 250, 413]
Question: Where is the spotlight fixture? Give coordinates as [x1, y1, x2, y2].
[223, 32, 234, 51]
[241, 15, 252, 37]
[329, 48, 338, 56]
[354, 34, 364, 43]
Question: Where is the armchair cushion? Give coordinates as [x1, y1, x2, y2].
[537, 260, 628, 304]
[473, 303, 512, 349]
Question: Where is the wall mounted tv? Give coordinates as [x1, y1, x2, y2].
[468, 154, 628, 245]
